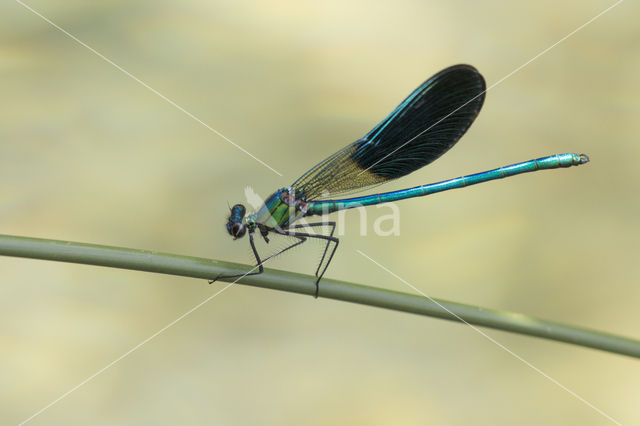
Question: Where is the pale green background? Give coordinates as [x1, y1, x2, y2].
[1, 1, 639, 425]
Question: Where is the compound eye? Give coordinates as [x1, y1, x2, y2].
[230, 222, 246, 239]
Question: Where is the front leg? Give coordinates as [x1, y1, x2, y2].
[209, 231, 264, 283]
[211, 231, 307, 283]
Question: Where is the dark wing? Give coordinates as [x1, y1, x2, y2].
[291, 64, 486, 200]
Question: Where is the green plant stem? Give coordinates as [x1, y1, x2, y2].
[1, 233, 638, 358]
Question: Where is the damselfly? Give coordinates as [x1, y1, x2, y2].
[217, 64, 588, 296]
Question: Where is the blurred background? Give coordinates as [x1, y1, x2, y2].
[1, 0, 639, 424]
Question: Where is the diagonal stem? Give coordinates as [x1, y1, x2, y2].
[1, 233, 639, 359]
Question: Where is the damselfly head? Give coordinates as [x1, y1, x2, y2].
[226, 204, 247, 239]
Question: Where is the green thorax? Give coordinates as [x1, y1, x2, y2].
[249, 188, 309, 231]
